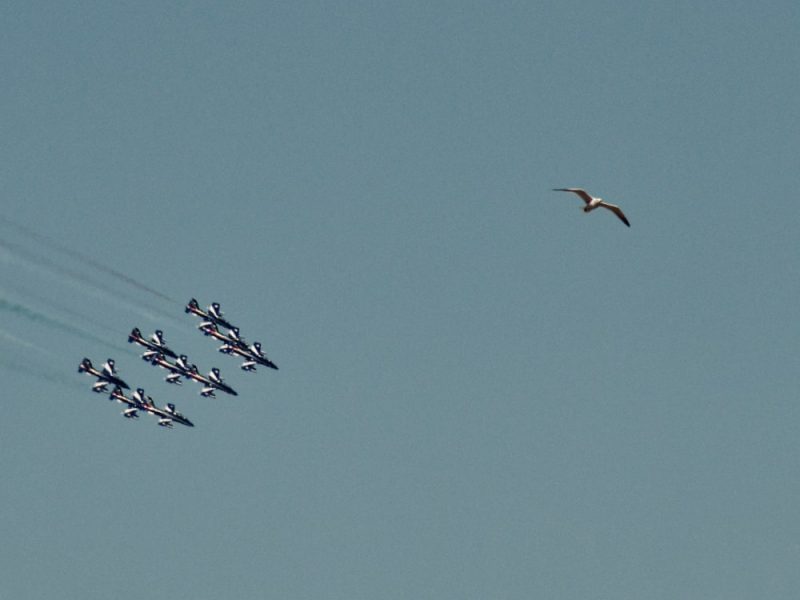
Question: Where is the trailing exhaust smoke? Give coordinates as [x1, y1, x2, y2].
[0, 296, 136, 357]
[0, 329, 84, 389]
[1, 216, 176, 303]
[0, 239, 182, 327]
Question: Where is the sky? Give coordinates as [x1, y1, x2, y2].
[1, 1, 799, 598]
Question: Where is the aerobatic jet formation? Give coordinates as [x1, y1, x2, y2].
[77, 294, 278, 429]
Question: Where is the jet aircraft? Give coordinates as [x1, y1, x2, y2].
[149, 352, 237, 397]
[199, 322, 248, 350]
[130, 387, 194, 428]
[78, 358, 130, 392]
[128, 327, 178, 360]
[220, 340, 279, 371]
[183, 364, 238, 397]
[185, 298, 237, 330]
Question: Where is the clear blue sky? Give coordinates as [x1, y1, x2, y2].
[2, 2, 799, 598]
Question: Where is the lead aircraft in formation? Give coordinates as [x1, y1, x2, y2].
[185, 298, 237, 331]
[188, 300, 279, 372]
[78, 297, 277, 429]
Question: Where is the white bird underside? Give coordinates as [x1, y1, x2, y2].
[552, 188, 630, 227]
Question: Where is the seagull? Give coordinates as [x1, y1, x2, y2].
[552, 188, 630, 227]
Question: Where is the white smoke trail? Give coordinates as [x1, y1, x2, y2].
[3, 279, 123, 336]
[0, 327, 54, 356]
[0, 216, 177, 303]
[0, 357, 85, 390]
[0, 330, 85, 390]
[0, 239, 183, 327]
[0, 296, 137, 357]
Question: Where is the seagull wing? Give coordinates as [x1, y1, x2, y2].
[552, 188, 593, 205]
[598, 202, 630, 227]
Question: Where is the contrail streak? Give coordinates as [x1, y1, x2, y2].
[0, 296, 136, 357]
[0, 327, 54, 356]
[0, 216, 177, 303]
[0, 238, 183, 327]
[0, 329, 84, 389]
[3, 279, 123, 336]
[0, 356, 84, 390]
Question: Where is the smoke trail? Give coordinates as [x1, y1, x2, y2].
[0, 216, 177, 303]
[0, 329, 85, 389]
[0, 296, 136, 357]
[0, 327, 54, 356]
[0, 238, 183, 327]
[1, 276, 124, 336]
[0, 356, 85, 390]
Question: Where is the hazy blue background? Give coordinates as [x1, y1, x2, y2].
[2, 2, 799, 598]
